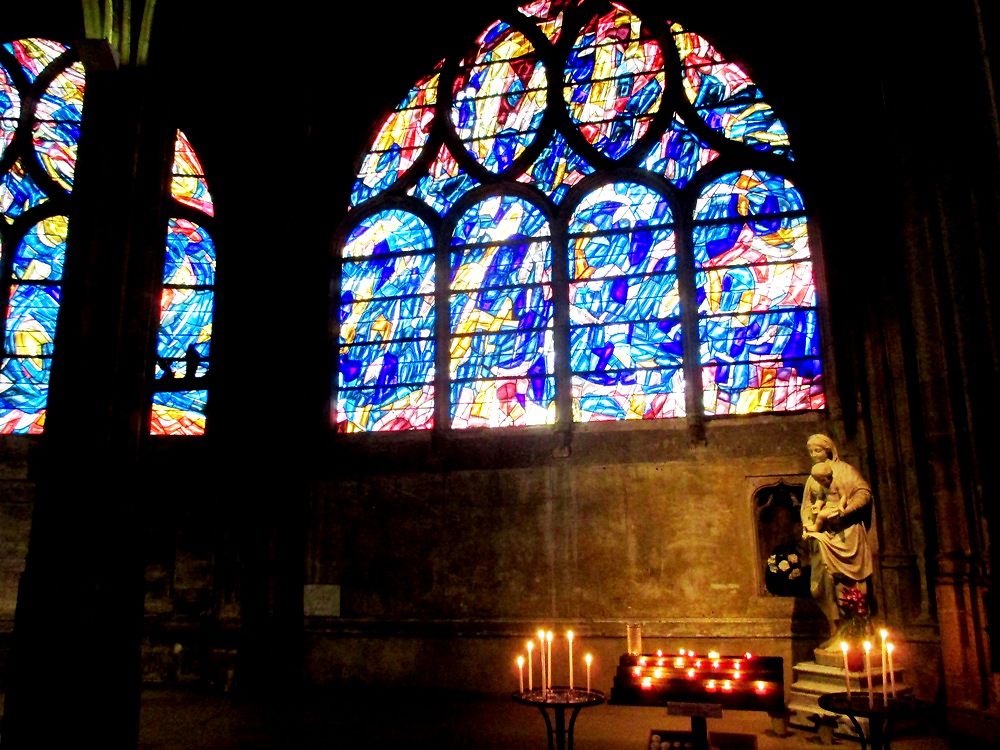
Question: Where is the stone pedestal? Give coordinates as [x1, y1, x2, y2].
[787, 647, 909, 739]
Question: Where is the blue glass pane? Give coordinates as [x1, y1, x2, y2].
[692, 212, 809, 267]
[164, 219, 216, 286]
[451, 194, 549, 246]
[341, 253, 435, 301]
[640, 117, 719, 188]
[157, 288, 213, 360]
[517, 131, 594, 202]
[0, 355, 50, 434]
[570, 320, 683, 375]
[450, 286, 551, 330]
[11, 216, 68, 280]
[451, 329, 554, 381]
[339, 338, 436, 390]
[0, 162, 48, 218]
[336, 384, 435, 432]
[569, 227, 676, 279]
[5, 283, 59, 354]
[694, 171, 805, 224]
[573, 368, 685, 422]
[570, 273, 679, 325]
[150, 390, 207, 436]
[569, 182, 672, 234]
[408, 145, 479, 216]
[696, 262, 815, 316]
[344, 209, 434, 258]
[699, 309, 820, 365]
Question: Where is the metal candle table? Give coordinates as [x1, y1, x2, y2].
[817, 691, 920, 750]
[512, 687, 606, 750]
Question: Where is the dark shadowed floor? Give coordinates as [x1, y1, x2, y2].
[137, 686, 956, 750]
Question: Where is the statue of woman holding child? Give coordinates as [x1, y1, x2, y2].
[800, 434, 877, 647]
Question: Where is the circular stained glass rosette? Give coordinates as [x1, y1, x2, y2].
[451, 20, 548, 174]
[564, 5, 665, 160]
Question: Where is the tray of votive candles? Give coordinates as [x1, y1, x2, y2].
[609, 649, 784, 713]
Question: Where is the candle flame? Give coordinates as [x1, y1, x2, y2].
[733, 670, 741, 679]
[840, 641, 849, 653]
[653, 667, 663, 679]
[546, 631, 553, 643]
[585, 653, 593, 666]
[744, 652, 753, 659]
[755, 681, 766, 693]
[641, 677, 652, 689]
[527, 640, 534, 652]
[678, 649, 687, 656]
[722, 680, 733, 692]
[567, 630, 574, 641]
[517, 656, 524, 667]
[706, 679, 717, 691]
[708, 650, 720, 659]
[656, 649, 663, 657]
[687, 668, 695, 678]
[880, 628, 889, 640]
[537, 629, 545, 641]
[886, 642, 895, 653]
[632, 666, 642, 677]
[863, 641, 872, 652]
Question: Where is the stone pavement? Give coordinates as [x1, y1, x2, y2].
[138, 686, 956, 750]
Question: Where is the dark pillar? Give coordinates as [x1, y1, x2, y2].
[1, 45, 171, 748]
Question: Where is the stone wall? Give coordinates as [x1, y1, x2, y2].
[0, 438, 34, 694]
[304, 414, 834, 691]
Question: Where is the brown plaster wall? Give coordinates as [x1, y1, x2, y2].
[304, 415, 831, 690]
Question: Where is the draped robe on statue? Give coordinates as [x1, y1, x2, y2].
[801, 451, 877, 628]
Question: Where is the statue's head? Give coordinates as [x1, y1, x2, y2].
[807, 433, 838, 463]
[810, 461, 834, 488]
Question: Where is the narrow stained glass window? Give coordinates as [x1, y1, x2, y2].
[150, 131, 217, 436]
[0, 39, 84, 434]
[449, 195, 555, 428]
[336, 209, 436, 432]
[334, 0, 825, 433]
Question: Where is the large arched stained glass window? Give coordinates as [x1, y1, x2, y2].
[149, 130, 216, 436]
[0, 39, 86, 434]
[333, 0, 824, 432]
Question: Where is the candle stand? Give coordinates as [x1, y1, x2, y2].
[512, 687, 605, 750]
[817, 691, 921, 750]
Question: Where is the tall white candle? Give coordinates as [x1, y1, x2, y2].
[879, 629, 889, 704]
[863, 641, 874, 709]
[526, 640, 534, 691]
[585, 653, 593, 692]
[887, 642, 897, 698]
[517, 656, 524, 693]
[546, 631, 554, 691]
[840, 641, 852, 697]
[567, 631, 574, 689]
[537, 630, 547, 691]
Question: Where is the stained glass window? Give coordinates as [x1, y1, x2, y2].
[0, 39, 84, 434]
[334, 0, 824, 432]
[150, 131, 217, 436]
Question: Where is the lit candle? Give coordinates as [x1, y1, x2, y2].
[585, 653, 593, 692]
[863, 640, 874, 709]
[880, 629, 889, 705]
[517, 656, 525, 693]
[840, 641, 852, 697]
[526, 641, 534, 691]
[567, 631, 575, 689]
[887, 642, 897, 698]
[546, 631, 554, 690]
[537, 630, 546, 691]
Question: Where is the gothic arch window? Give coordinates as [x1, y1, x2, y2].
[149, 130, 216, 436]
[0, 39, 85, 434]
[333, 0, 824, 433]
